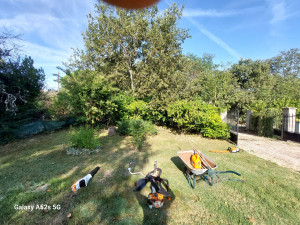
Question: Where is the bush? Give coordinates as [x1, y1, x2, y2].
[125, 100, 150, 120]
[124, 99, 170, 125]
[54, 70, 135, 125]
[117, 119, 157, 149]
[251, 108, 281, 137]
[69, 126, 99, 149]
[167, 100, 230, 139]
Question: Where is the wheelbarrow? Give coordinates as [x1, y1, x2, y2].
[177, 150, 216, 188]
[177, 150, 243, 188]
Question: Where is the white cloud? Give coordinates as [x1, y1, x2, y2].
[185, 17, 242, 60]
[19, 40, 72, 65]
[183, 6, 263, 18]
[0, 0, 95, 89]
[19, 40, 73, 89]
[183, 9, 235, 17]
[270, 1, 287, 24]
[0, 13, 83, 50]
[266, 0, 298, 24]
[162, 0, 242, 60]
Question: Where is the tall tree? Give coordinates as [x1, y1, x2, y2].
[181, 53, 216, 98]
[269, 48, 300, 78]
[230, 59, 275, 110]
[0, 56, 45, 115]
[181, 54, 237, 108]
[135, 4, 190, 101]
[67, 2, 190, 101]
[0, 29, 45, 116]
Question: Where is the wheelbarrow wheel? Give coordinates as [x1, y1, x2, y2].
[186, 168, 195, 189]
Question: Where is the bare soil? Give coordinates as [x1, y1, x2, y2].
[238, 132, 300, 172]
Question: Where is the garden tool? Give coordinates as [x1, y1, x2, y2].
[71, 166, 100, 192]
[128, 161, 171, 209]
[209, 147, 240, 153]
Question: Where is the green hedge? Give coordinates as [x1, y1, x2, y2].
[167, 100, 230, 139]
[124, 100, 168, 124]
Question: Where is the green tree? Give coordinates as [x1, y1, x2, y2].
[268, 48, 300, 108]
[1, 29, 44, 116]
[67, 2, 190, 102]
[180, 54, 215, 98]
[134, 4, 190, 101]
[0, 56, 45, 115]
[53, 70, 131, 125]
[182, 54, 237, 109]
[269, 48, 300, 78]
[0, 29, 45, 143]
[230, 59, 275, 110]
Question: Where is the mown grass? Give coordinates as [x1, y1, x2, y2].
[0, 127, 299, 224]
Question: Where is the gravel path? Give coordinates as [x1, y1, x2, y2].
[238, 132, 300, 172]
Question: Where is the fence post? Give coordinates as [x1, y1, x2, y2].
[246, 110, 252, 131]
[282, 107, 297, 135]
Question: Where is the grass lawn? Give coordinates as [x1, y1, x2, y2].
[0, 127, 299, 224]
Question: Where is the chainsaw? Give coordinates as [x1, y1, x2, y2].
[209, 147, 240, 154]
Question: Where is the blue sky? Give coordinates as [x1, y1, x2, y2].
[1, 0, 299, 90]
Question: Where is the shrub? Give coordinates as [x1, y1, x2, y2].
[250, 108, 281, 137]
[124, 100, 169, 124]
[167, 100, 230, 139]
[125, 100, 150, 120]
[54, 70, 135, 125]
[147, 101, 169, 124]
[117, 119, 157, 149]
[69, 126, 99, 149]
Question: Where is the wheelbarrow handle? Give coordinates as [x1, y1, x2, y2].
[214, 170, 241, 176]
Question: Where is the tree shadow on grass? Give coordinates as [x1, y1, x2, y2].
[1, 129, 177, 224]
[70, 134, 177, 224]
[0, 130, 133, 224]
[133, 178, 175, 225]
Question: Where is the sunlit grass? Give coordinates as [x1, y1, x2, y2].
[0, 127, 299, 224]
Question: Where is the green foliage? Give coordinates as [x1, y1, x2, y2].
[0, 56, 45, 115]
[67, 2, 190, 104]
[52, 70, 133, 125]
[69, 126, 99, 149]
[146, 101, 169, 124]
[182, 54, 238, 109]
[49, 91, 72, 120]
[117, 118, 157, 149]
[231, 56, 300, 112]
[250, 108, 281, 137]
[167, 100, 230, 139]
[122, 99, 169, 124]
[269, 48, 300, 78]
[0, 30, 46, 144]
[125, 100, 149, 119]
[0, 56, 45, 144]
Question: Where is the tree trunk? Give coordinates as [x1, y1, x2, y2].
[129, 68, 135, 93]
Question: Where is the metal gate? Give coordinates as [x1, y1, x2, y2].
[226, 107, 239, 145]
